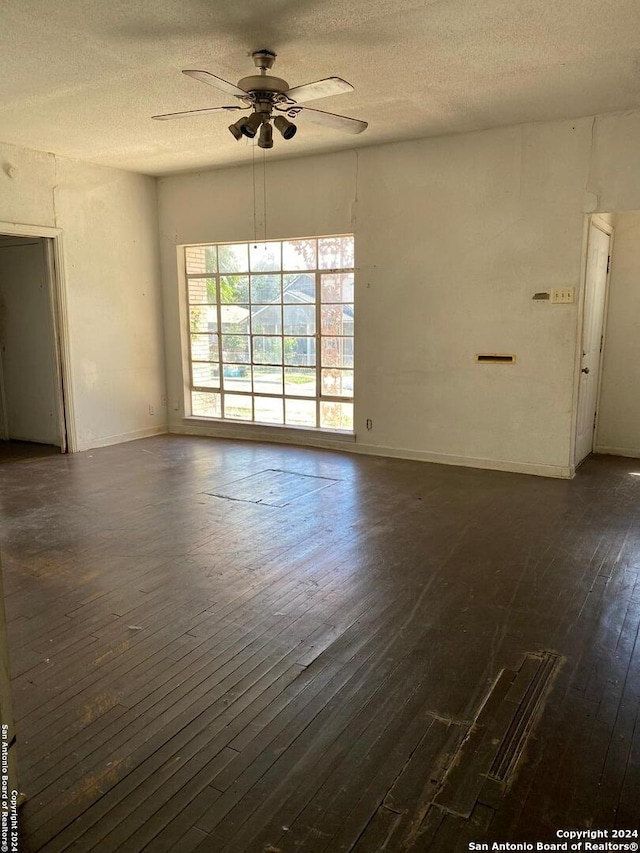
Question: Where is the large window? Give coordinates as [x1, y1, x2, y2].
[184, 235, 354, 432]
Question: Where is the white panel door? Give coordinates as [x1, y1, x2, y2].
[575, 222, 611, 465]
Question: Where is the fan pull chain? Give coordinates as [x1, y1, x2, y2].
[252, 141, 258, 244]
[263, 147, 267, 241]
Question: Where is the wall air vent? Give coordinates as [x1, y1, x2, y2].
[475, 354, 516, 364]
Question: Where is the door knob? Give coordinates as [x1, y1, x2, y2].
[581, 367, 590, 374]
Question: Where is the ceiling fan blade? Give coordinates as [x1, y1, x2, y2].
[296, 106, 368, 135]
[182, 69, 248, 98]
[285, 77, 354, 103]
[152, 105, 243, 121]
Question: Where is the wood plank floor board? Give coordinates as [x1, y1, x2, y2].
[590, 691, 640, 826]
[24, 628, 314, 817]
[384, 716, 461, 815]
[190, 600, 412, 843]
[197, 608, 433, 847]
[349, 806, 403, 853]
[420, 803, 495, 853]
[13, 601, 220, 729]
[72, 665, 320, 849]
[221, 595, 412, 759]
[21, 703, 131, 779]
[3, 592, 72, 625]
[64, 571, 183, 619]
[11, 582, 206, 664]
[113, 671, 309, 841]
[61, 554, 179, 601]
[4, 646, 48, 680]
[8, 608, 77, 648]
[112, 600, 312, 705]
[111, 587, 336, 713]
[115, 613, 318, 718]
[26, 588, 223, 680]
[145, 823, 210, 853]
[38, 650, 322, 849]
[139, 790, 221, 853]
[5, 569, 164, 645]
[54, 748, 240, 853]
[222, 654, 431, 853]
[567, 577, 640, 713]
[508, 692, 601, 838]
[26, 641, 310, 847]
[263, 686, 448, 853]
[12, 595, 209, 699]
[15, 623, 104, 669]
[616, 698, 640, 824]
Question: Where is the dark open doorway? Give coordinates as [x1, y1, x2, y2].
[0, 234, 68, 459]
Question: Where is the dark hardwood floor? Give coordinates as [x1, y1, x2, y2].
[0, 440, 60, 464]
[0, 435, 638, 851]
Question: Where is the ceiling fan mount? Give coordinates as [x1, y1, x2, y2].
[236, 49, 289, 96]
[152, 49, 368, 150]
[251, 49, 277, 72]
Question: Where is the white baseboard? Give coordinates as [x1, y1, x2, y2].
[169, 421, 354, 452]
[76, 425, 168, 452]
[169, 421, 573, 479]
[594, 445, 640, 459]
[349, 442, 574, 479]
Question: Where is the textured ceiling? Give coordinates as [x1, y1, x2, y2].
[1, 0, 640, 176]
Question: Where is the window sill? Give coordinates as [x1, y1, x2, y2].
[181, 416, 356, 445]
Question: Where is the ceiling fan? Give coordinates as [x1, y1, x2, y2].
[152, 49, 368, 149]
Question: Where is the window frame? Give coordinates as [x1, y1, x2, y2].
[182, 235, 355, 434]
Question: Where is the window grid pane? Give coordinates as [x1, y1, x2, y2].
[186, 237, 354, 431]
[187, 277, 217, 304]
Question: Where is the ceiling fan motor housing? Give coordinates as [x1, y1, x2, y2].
[237, 75, 289, 95]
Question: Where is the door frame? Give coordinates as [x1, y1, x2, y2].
[0, 222, 76, 453]
[570, 213, 614, 471]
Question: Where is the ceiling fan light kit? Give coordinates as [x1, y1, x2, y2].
[152, 49, 368, 151]
[258, 121, 273, 149]
[243, 111, 266, 138]
[274, 115, 297, 140]
[228, 117, 246, 140]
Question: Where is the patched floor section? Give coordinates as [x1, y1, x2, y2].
[206, 469, 339, 507]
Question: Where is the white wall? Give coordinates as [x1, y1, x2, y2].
[0, 239, 61, 444]
[0, 142, 167, 450]
[355, 122, 590, 474]
[158, 118, 601, 476]
[596, 210, 640, 457]
[154, 109, 640, 478]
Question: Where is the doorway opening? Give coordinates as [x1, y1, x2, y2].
[584, 210, 640, 464]
[0, 227, 73, 460]
[573, 214, 613, 468]
[574, 210, 640, 469]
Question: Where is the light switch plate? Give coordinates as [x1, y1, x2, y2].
[551, 287, 575, 304]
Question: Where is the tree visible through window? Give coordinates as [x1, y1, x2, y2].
[185, 235, 354, 431]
